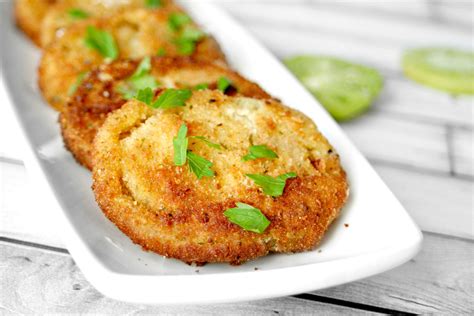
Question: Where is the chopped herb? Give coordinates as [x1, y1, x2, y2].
[242, 145, 278, 161]
[224, 202, 270, 234]
[117, 57, 159, 99]
[168, 13, 205, 56]
[246, 172, 297, 197]
[194, 83, 209, 90]
[191, 136, 221, 149]
[174, 27, 205, 56]
[84, 26, 118, 60]
[187, 151, 214, 179]
[175, 39, 196, 55]
[134, 87, 154, 106]
[180, 27, 205, 41]
[131, 56, 152, 78]
[173, 124, 188, 166]
[151, 88, 192, 109]
[217, 76, 232, 92]
[68, 8, 89, 20]
[68, 72, 88, 96]
[145, 0, 162, 8]
[156, 47, 166, 57]
[168, 13, 191, 31]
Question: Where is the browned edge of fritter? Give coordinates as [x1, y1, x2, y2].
[60, 56, 271, 170]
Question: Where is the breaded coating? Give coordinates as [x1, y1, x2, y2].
[60, 56, 270, 170]
[92, 90, 348, 264]
[40, 0, 176, 47]
[15, 0, 56, 46]
[38, 8, 226, 111]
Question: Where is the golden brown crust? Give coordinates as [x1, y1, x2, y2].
[15, 0, 56, 46]
[38, 7, 227, 111]
[92, 90, 348, 264]
[60, 56, 270, 170]
[39, 0, 176, 47]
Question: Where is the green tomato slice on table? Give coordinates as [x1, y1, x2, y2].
[402, 47, 474, 95]
[284, 56, 383, 121]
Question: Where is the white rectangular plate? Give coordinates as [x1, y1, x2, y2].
[0, 1, 422, 305]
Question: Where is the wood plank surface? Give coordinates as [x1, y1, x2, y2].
[0, 242, 376, 315]
[315, 233, 474, 314]
[1, 233, 472, 315]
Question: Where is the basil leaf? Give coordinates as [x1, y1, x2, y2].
[134, 87, 154, 106]
[242, 145, 278, 161]
[68, 8, 89, 20]
[173, 124, 188, 166]
[152, 88, 192, 109]
[187, 151, 214, 179]
[68, 71, 88, 96]
[168, 13, 191, 31]
[84, 26, 118, 60]
[224, 202, 270, 234]
[246, 172, 297, 197]
[191, 136, 221, 149]
[146, 0, 162, 8]
[217, 76, 232, 92]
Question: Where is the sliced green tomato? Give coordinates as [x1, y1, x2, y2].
[284, 56, 383, 121]
[402, 47, 474, 95]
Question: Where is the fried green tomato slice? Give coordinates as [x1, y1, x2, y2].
[38, 7, 226, 111]
[284, 56, 383, 121]
[92, 90, 348, 264]
[60, 56, 271, 170]
[40, 0, 176, 47]
[402, 47, 474, 95]
[15, 0, 57, 46]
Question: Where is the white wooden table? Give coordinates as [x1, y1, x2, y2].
[1, 0, 473, 314]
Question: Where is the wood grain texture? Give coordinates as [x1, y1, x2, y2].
[373, 163, 474, 239]
[451, 127, 474, 178]
[315, 233, 474, 314]
[341, 112, 450, 173]
[0, 242, 374, 315]
[1, 233, 472, 315]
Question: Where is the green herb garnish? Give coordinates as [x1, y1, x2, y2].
[68, 71, 88, 96]
[173, 124, 188, 166]
[134, 87, 154, 105]
[174, 27, 205, 56]
[84, 26, 118, 60]
[118, 57, 159, 99]
[191, 136, 221, 149]
[242, 145, 278, 161]
[168, 13, 191, 31]
[68, 8, 89, 20]
[168, 13, 205, 56]
[156, 47, 166, 57]
[132, 56, 152, 77]
[224, 202, 270, 234]
[187, 151, 215, 179]
[194, 83, 209, 90]
[246, 172, 297, 197]
[217, 76, 232, 92]
[151, 88, 192, 109]
[145, 0, 162, 8]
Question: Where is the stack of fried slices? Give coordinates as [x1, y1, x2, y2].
[16, 0, 348, 265]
